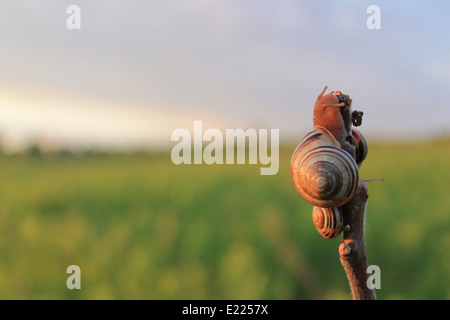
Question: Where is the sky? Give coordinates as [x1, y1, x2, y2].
[0, 0, 449, 152]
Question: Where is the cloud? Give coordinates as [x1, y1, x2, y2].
[0, 0, 448, 151]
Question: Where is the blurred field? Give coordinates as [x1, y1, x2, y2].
[0, 139, 449, 300]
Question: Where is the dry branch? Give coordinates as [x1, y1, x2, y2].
[339, 180, 376, 300]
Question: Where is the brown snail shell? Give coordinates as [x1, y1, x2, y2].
[291, 127, 359, 208]
[312, 206, 344, 239]
[352, 129, 368, 167]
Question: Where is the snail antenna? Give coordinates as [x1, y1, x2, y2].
[322, 103, 346, 107]
[318, 86, 328, 98]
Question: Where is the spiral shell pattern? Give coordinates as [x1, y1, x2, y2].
[291, 127, 359, 208]
[312, 206, 344, 239]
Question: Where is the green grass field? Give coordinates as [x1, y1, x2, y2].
[0, 139, 449, 299]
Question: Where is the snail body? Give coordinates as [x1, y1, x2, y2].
[313, 86, 364, 159]
[291, 86, 367, 239]
[313, 87, 350, 147]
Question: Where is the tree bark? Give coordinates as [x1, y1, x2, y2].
[339, 180, 376, 300]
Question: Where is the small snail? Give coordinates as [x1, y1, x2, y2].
[312, 206, 344, 239]
[352, 128, 368, 167]
[291, 86, 367, 239]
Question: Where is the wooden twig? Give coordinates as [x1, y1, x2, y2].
[339, 180, 376, 300]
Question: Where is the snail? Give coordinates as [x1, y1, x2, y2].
[290, 127, 359, 209]
[352, 128, 368, 167]
[291, 86, 367, 239]
[312, 206, 345, 239]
